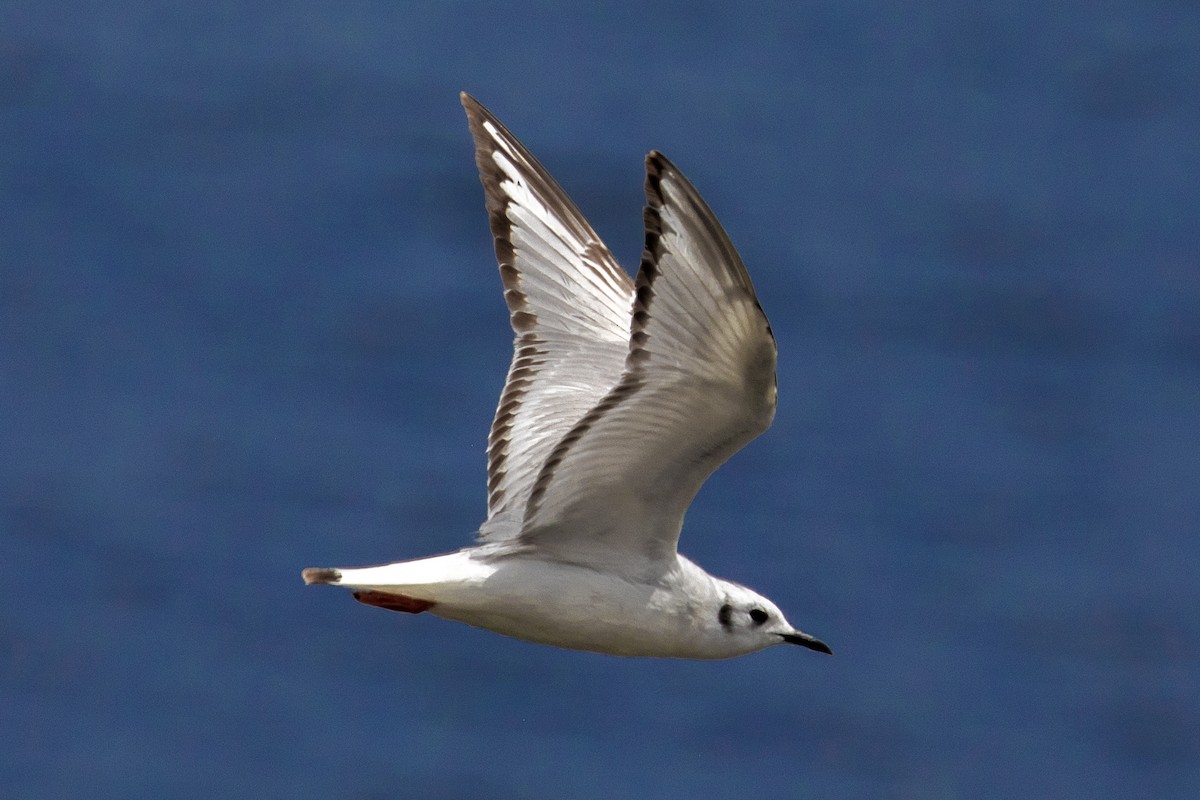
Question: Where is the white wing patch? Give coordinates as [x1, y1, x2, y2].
[461, 96, 775, 577]
[461, 95, 634, 529]
[518, 153, 777, 574]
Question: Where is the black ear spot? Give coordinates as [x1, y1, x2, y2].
[749, 608, 769, 625]
[718, 604, 733, 629]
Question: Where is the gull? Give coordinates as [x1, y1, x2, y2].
[301, 93, 831, 659]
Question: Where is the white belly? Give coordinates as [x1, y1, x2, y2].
[332, 550, 748, 659]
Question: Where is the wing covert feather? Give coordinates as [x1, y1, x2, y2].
[461, 94, 635, 524]
[517, 153, 777, 572]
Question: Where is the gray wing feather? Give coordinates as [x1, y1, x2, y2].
[517, 152, 777, 574]
[461, 94, 635, 529]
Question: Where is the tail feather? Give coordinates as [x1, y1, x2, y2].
[302, 567, 341, 585]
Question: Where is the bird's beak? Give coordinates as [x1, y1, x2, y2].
[780, 631, 833, 655]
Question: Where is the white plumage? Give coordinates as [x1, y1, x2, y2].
[301, 93, 830, 659]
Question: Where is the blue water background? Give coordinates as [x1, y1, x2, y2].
[3, 2, 1198, 797]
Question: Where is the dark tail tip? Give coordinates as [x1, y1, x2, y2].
[302, 567, 341, 585]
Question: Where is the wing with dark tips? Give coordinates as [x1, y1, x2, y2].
[518, 152, 777, 573]
[461, 94, 635, 529]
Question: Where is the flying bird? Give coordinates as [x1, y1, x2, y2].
[302, 93, 831, 659]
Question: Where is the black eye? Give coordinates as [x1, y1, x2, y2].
[749, 608, 769, 625]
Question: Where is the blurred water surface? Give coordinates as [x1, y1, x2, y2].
[3, 2, 1198, 798]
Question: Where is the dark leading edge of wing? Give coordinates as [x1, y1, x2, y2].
[460, 94, 635, 528]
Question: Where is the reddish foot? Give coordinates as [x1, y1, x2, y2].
[352, 590, 436, 614]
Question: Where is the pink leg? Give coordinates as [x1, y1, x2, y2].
[352, 590, 437, 614]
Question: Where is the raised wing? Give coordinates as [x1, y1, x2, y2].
[461, 94, 635, 527]
[517, 152, 777, 575]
